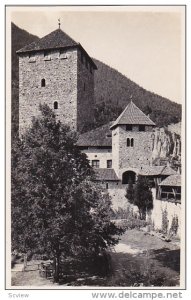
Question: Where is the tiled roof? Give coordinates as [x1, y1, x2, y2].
[139, 165, 177, 176]
[17, 29, 78, 53]
[139, 166, 164, 176]
[110, 101, 155, 129]
[159, 175, 181, 186]
[161, 166, 177, 176]
[94, 168, 119, 181]
[17, 28, 97, 69]
[77, 123, 112, 147]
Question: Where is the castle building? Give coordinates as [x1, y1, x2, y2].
[17, 28, 97, 134]
[17, 26, 181, 234]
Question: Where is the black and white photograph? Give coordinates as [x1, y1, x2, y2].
[5, 5, 185, 290]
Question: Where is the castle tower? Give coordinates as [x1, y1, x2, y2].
[17, 27, 97, 134]
[110, 101, 155, 182]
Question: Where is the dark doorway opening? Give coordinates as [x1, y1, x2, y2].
[122, 171, 136, 184]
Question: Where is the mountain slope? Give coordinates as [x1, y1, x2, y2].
[93, 59, 181, 128]
[11, 23, 182, 135]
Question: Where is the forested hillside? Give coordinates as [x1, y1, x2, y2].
[93, 59, 181, 129]
[11, 23, 182, 135]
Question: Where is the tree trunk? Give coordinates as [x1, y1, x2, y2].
[23, 254, 27, 271]
[53, 253, 60, 283]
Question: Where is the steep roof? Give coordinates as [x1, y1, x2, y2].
[159, 175, 181, 186]
[110, 101, 155, 129]
[17, 29, 77, 53]
[17, 28, 97, 69]
[139, 165, 177, 176]
[77, 123, 112, 147]
[94, 168, 119, 181]
[161, 166, 177, 176]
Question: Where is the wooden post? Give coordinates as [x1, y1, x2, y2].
[23, 254, 27, 271]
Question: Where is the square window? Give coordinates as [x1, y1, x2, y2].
[139, 125, 145, 131]
[92, 160, 100, 168]
[126, 124, 132, 131]
[107, 160, 112, 168]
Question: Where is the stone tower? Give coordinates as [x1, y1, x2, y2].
[110, 101, 155, 182]
[17, 28, 97, 134]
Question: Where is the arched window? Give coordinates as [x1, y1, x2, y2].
[54, 101, 58, 109]
[127, 138, 130, 147]
[41, 78, 45, 87]
[131, 138, 134, 147]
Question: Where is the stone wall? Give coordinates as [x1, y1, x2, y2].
[150, 188, 181, 237]
[112, 125, 153, 178]
[19, 49, 78, 134]
[112, 127, 120, 176]
[77, 50, 95, 132]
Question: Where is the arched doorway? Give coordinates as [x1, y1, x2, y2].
[122, 171, 136, 184]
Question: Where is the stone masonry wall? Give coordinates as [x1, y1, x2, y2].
[19, 49, 78, 134]
[118, 125, 153, 176]
[77, 50, 95, 132]
[112, 127, 120, 176]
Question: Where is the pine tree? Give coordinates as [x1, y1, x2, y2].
[133, 176, 153, 220]
[125, 178, 134, 204]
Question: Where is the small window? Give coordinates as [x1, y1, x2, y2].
[54, 101, 58, 109]
[139, 125, 145, 131]
[106, 183, 109, 189]
[131, 138, 134, 147]
[41, 79, 46, 87]
[84, 83, 86, 91]
[107, 160, 112, 168]
[126, 124, 132, 131]
[44, 50, 51, 61]
[92, 160, 100, 168]
[60, 50, 67, 59]
[127, 138, 130, 147]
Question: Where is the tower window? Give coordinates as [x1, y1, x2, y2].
[127, 138, 134, 147]
[139, 125, 145, 131]
[54, 101, 58, 109]
[107, 160, 112, 168]
[126, 124, 132, 131]
[84, 83, 86, 91]
[92, 160, 100, 168]
[41, 79, 46, 87]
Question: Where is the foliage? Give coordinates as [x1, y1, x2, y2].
[170, 215, 179, 236]
[111, 206, 147, 230]
[11, 104, 123, 281]
[161, 208, 169, 235]
[125, 178, 134, 205]
[126, 176, 153, 220]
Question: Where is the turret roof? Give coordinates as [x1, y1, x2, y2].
[110, 101, 155, 129]
[17, 28, 97, 69]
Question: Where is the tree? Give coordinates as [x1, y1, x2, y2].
[125, 178, 134, 205]
[11, 104, 123, 282]
[125, 176, 153, 220]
